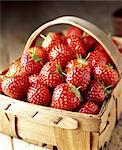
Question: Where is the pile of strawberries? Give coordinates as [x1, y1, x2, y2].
[0, 26, 121, 115]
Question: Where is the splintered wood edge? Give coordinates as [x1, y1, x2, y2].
[24, 16, 122, 75]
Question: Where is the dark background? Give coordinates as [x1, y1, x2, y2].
[0, 1, 122, 69]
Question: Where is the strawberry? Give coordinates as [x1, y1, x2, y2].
[39, 61, 64, 88]
[65, 58, 91, 91]
[51, 83, 81, 111]
[41, 32, 63, 54]
[78, 101, 99, 115]
[29, 74, 40, 84]
[6, 58, 22, 76]
[48, 43, 71, 67]
[21, 46, 47, 75]
[82, 34, 98, 51]
[27, 83, 51, 106]
[87, 44, 110, 67]
[93, 63, 119, 87]
[82, 80, 107, 103]
[65, 26, 83, 38]
[1, 75, 29, 99]
[66, 35, 86, 58]
[0, 69, 9, 75]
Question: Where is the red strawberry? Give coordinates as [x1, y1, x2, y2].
[65, 58, 91, 91]
[82, 34, 98, 51]
[29, 74, 40, 84]
[6, 58, 22, 76]
[0, 69, 9, 75]
[27, 83, 51, 106]
[93, 63, 119, 87]
[87, 44, 110, 67]
[82, 80, 106, 103]
[51, 83, 81, 111]
[66, 35, 86, 58]
[41, 32, 63, 54]
[1, 75, 29, 99]
[39, 61, 64, 88]
[21, 46, 47, 75]
[78, 101, 99, 115]
[48, 43, 71, 67]
[65, 26, 83, 38]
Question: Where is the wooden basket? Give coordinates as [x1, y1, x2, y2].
[0, 16, 122, 150]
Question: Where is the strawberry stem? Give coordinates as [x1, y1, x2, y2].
[77, 86, 81, 90]
[69, 84, 82, 101]
[85, 53, 90, 60]
[40, 34, 46, 39]
[56, 63, 65, 76]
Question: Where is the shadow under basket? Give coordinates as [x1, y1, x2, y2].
[0, 16, 122, 150]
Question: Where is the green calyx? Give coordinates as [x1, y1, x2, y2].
[108, 63, 113, 69]
[69, 84, 82, 100]
[101, 82, 112, 97]
[56, 63, 65, 76]
[77, 57, 88, 66]
[30, 52, 42, 63]
[0, 75, 5, 80]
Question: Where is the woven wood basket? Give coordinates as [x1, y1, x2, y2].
[0, 16, 122, 150]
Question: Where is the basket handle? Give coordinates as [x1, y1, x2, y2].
[24, 16, 122, 76]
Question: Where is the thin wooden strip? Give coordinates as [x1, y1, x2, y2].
[91, 132, 99, 150]
[99, 98, 116, 148]
[0, 111, 18, 138]
[55, 128, 90, 150]
[0, 94, 100, 131]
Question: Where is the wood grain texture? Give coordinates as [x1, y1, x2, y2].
[55, 128, 90, 150]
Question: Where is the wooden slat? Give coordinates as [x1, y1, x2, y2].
[0, 94, 100, 132]
[99, 97, 116, 148]
[55, 128, 90, 150]
[91, 132, 99, 150]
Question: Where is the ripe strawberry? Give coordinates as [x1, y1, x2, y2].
[93, 63, 119, 87]
[41, 32, 63, 54]
[29, 74, 40, 84]
[39, 61, 64, 88]
[51, 83, 81, 111]
[48, 43, 71, 67]
[82, 34, 98, 51]
[65, 26, 83, 38]
[65, 58, 91, 91]
[0, 69, 9, 75]
[82, 80, 106, 103]
[1, 75, 29, 99]
[78, 101, 99, 115]
[66, 35, 86, 58]
[6, 58, 22, 76]
[27, 83, 51, 106]
[87, 44, 110, 67]
[21, 46, 47, 75]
